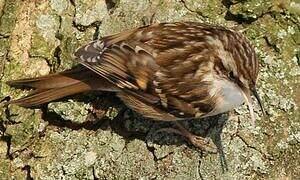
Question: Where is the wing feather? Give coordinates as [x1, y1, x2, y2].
[74, 22, 218, 119]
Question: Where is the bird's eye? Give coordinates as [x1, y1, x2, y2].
[228, 71, 235, 81]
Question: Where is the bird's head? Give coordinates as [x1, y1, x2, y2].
[205, 29, 265, 124]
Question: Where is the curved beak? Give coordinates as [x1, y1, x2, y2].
[251, 88, 266, 116]
[239, 86, 266, 126]
[240, 88, 256, 126]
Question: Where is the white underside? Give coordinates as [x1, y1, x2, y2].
[207, 79, 245, 116]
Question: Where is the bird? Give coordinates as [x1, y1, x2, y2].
[5, 22, 265, 153]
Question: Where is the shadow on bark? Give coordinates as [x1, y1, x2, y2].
[38, 92, 229, 171]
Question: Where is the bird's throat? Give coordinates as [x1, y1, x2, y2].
[208, 79, 244, 116]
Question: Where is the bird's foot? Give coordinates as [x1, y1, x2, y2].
[155, 122, 218, 153]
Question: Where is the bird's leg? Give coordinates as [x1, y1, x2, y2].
[156, 121, 218, 153]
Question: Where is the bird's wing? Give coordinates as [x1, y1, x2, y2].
[74, 26, 162, 105]
[76, 40, 158, 91]
[74, 22, 216, 119]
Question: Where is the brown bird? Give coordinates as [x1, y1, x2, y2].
[6, 22, 265, 152]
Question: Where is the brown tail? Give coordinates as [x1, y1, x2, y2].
[6, 66, 117, 107]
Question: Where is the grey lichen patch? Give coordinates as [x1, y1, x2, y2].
[269, 122, 300, 178]
[31, 12, 60, 59]
[154, 0, 200, 23]
[48, 100, 91, 123]
[74, 27, 96, 47]
[36, 14, 60, 43]
[243, 11, 299, 117]
[105, 139, 156, 179]
[289, 0, 300, 15]
[51, 0, 78, 71]
[289, 56, 300, 76]
[156, 148, 201, 179]
[3, 105, 42, 154]
[28, 129, 126, 179]
[50, 0, 69, 15]
[149, 142, 174, 160]
[29, 1, 62, 69]
[99, 0, 201, 37]
[200, 126, 269, 179]
[74, 0, 108, 26]
[274, 113, 300, 150]
[105, 107, 119, 120]
[99, 0, 152, 36]
[84, 151, 97, 166]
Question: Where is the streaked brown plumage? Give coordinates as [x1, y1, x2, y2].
[6, 22, 265, 152]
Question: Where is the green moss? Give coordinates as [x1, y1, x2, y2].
[57, 16, 78, 70]
[0, 37, 9, 55]
[30, 14, 60, 60]
[4, 106, 41, 151]
[48, 100, 91, 123]
[0, 160, 9, 179]
[0, 38, 9, 80]
[230, 0, 274, 18]
[0, 0, 20, 35]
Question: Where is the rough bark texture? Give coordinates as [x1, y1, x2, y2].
[0, 0, 299, 179]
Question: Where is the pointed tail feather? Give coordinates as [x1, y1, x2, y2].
[7, 82, 91, 107]
[5, 66, 118, 107]
[6, 66, 90, 89]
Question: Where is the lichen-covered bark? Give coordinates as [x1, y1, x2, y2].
[0, 0, 299, 179]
